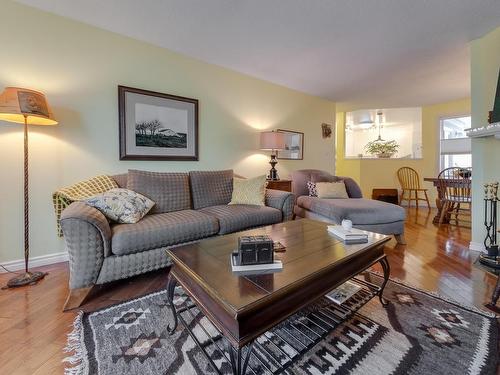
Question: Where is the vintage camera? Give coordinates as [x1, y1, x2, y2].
[233, 235, 274, 266]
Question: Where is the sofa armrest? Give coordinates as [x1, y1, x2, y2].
[265, 189, 295, 221]
[60, 202, 111, 289]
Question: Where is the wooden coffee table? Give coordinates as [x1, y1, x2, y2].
[166, 219, 391, 374]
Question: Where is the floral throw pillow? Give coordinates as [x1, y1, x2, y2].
[85, 188, 155, 224]
[307, 181, 318, 197]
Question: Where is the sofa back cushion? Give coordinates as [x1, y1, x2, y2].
[290, 169, 363, 198]
[189, 170, 234, 209]
[127, 169, 191, 214]
[112, 173, 128, 188]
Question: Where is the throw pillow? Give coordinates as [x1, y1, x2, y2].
[85, 188, 155, 224]
[306, 181, 318, 197]
[315, 181, 349, 199]
[127, 169, 190, 214]
[229, 175, 266, 206]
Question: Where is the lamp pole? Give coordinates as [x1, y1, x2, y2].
[6, 115, 48, 287]
[23, 115, 29, 273]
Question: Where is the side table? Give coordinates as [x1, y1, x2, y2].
[266, 179, 292, 192]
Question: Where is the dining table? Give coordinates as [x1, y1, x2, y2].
[424, 176, 472, 224]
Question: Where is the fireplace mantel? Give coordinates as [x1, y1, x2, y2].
[466, 122, 500, 139]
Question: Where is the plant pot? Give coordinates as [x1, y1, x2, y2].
[376, 152, 393, 158]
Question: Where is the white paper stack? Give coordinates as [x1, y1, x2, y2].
[327, 225, 369, 244]
[230, 254, 283, 274]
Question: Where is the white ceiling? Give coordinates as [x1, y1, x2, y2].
[16, 0, 500, 107]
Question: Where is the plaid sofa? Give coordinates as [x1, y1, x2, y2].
[60, 169, 294, 310]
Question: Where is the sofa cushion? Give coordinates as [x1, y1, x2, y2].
[127, 169, 191, 214]
[297, 196, 405, 225]
[200, 205, 282, 234]
[229, 175, 266, 206]
[111, 210, 219, 255]
[315, 181, 349, 199]
[189, 170, 233, 209]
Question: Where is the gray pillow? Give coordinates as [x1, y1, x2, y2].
[189, 170, 233, 209]
[127, 169, 191, 214]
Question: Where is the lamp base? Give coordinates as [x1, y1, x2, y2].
[268, 154, 280, 180]
[6, 271, 48, 288]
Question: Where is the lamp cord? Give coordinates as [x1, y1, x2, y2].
[0, 265, 22, 274]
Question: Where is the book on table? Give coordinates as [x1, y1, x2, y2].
[327, 225, 368, 244]
[325, 281, 362, 305]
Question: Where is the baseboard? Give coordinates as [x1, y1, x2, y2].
[469, 241, 486, 253]
[0, 251, 68, 273]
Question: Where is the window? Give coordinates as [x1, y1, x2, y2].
[439, 116, 471, 171]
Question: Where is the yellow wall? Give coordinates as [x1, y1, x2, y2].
[336, 98, 471, 203]
[470, 26, 500, 246]
[0, 1, 336, 263]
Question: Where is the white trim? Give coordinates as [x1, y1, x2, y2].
[469, 241, 486, 253]
[0, 251, 68, 273]
[466, 122, 500, 139]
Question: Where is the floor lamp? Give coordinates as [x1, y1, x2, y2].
[0, 87, 58, 288]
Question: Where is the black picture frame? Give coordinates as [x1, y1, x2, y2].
[118, 85, 199, 161]
[276, 129, 304, 160]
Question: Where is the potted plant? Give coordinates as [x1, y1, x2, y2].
[364, 140, 400, 158]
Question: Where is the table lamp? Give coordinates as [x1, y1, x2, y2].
[260, 131, 285, 180]
[0, 87, 58, 288]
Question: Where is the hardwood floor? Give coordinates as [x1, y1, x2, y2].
[0, 207, 496, 374]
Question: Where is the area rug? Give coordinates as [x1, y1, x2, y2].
[64, 274, 499, 374]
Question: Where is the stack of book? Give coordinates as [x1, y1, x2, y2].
[327, 225, 369, 244]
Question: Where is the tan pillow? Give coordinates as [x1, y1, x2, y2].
[229, 175, 266, 206]
[315, 181, 349, 199]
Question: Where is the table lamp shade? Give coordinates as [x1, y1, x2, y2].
[0, 87, 57, 125]
[260, 131, 285, 151]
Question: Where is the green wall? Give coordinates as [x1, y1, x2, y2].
[0, 1, 336, 263]
[471, 26, 500, 248]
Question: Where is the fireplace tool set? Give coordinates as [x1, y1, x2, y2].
[479, 182, 500, 268]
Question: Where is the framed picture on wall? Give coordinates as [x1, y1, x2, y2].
[118, 85, 198, 160]
[277, 129, 304, 160]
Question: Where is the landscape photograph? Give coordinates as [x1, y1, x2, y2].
[135, 102, 188, 148]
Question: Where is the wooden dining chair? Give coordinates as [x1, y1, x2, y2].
[396, 167, 431, 209]
[437, 167, 472, 226]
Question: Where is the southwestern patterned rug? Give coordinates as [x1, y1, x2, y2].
[64, 274, 499, 374]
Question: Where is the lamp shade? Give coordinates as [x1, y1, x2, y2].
[0, 87, 57, 125]
[260, 131, 285, 151]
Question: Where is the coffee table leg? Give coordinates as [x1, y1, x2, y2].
[226, 340, 254, 375]
[166, 273, 178, 334]
[491, 277, 500, 306]
[378, 256, 391, 307]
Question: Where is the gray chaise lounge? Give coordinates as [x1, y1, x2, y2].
[60, 169, 294, 310]
[291, 169, 406, 244]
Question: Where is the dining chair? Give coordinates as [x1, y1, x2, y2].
[437, 167, 472, 226]
[396, 167, 431, 209]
